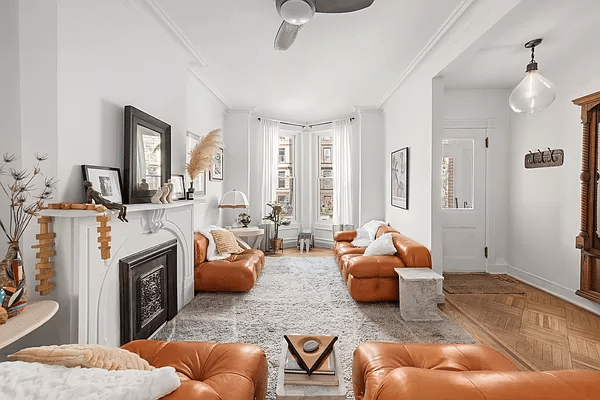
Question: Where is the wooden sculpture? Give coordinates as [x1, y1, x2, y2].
[84, 181, 128, 222]
[32, 216, 55, 295]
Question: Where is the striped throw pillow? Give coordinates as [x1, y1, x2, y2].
[211, 230, 244, 255]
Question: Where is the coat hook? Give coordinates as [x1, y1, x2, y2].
[547, 147, 555, 162]
[537, 148, 544, 163]
[528, 150, 535, 164]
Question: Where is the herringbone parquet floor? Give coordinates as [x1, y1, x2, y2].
[442, 274, 600, 372]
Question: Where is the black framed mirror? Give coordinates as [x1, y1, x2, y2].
[124, 106, 171, 204]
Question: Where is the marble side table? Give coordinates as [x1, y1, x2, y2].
[394, 268, 443, 321]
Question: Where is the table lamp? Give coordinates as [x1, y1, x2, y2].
[218, 189, 250, 227]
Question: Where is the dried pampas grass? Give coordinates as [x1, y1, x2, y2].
[186, 129, 222, 180]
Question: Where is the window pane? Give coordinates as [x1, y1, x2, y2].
[441, 139, 474, 209]
[318, 136, 334, 219]
[277, 135, 295, 219]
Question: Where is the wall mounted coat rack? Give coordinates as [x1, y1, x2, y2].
[524, 148, 564, 169]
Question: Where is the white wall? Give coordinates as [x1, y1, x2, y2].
[2, 0, 229, 354]
[506, 44, 600, 314]
[0, 0, 22, 223]
[186, 72, 227, 228]
[441, 89, 512, 271]
[382, 0, 521, 250]
[356, 108, 385, 226]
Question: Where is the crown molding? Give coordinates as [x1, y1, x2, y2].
[143, 0, 208, 67]
[353, 106, 383, 114]
[444, 118, 496, 129]
[188, 66, 231, 109]
[226, 107, 256, 115]
[377, 0, 475, 107]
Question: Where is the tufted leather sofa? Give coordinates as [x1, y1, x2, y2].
[122, 340, 268, 400]
[353, 342, 600, 400]
[194, 232, 264, 292]
[333, 225, 432, 301]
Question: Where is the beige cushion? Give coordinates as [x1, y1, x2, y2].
[211, 230, 244, 255]
[363, 233, 397, 256]
[8, 344, 154, 371]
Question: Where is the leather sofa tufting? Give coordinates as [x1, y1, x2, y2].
[353, 342, 600, 400]
[194, 232, 265, 292]
[122, 340, 268, 400]
[333, 225, 432, 301]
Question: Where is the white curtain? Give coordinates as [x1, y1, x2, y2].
[332, 119, 353, 225]
[261, 118, 280, 220]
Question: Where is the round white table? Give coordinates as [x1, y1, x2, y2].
[0, 300, 59, 349]
[227, 227, 265, 250]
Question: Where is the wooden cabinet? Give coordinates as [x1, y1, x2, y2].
[573, 90, 600, 304]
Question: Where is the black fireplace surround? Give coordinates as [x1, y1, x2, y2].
[119, 239, 177, 345]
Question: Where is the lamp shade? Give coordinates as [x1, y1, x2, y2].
[509, 70, 556, 114]
[218, 190, 249, 209]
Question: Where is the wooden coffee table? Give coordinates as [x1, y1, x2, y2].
[275, 339, 346, 400]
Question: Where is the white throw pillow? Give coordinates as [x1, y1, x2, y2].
[363, 233, 397, 256]
[351, 227, 371, 247]
[197, 225, 230, 261]
[351, 220, 387, 247]
[363, 220, 388, 241]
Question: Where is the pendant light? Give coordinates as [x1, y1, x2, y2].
[509, 38, 556, 114]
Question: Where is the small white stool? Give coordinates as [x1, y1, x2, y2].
[299, 238, 311, 253]
[394, 268, 443, 321]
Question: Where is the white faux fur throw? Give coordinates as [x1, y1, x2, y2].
[0, 361, 180, 399]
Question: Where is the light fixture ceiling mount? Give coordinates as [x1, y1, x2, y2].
[509, 38, 556, 114]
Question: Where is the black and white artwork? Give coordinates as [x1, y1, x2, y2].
[391, 147, 408, 209]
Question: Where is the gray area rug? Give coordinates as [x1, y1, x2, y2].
[154, 256, 474, 399]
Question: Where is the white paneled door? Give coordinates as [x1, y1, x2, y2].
[441, 128, 487, 272]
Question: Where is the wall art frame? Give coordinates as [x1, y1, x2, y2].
[124, 105, 171, 204]
[170, 174, 185, 200]
[391, 147, 409, 209]
[209, 147, 224, 182]
[81, 165, 124, 204]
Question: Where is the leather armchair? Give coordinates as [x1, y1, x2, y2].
[353, 342, 600, 400]
[122, 340, 268, 400]
[333, 225, 432, 302]
[194, 232, 264, 292]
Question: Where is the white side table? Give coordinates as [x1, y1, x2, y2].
[0, 300, 59, 349]
[227, 227, 265, 250]
[394, 268, 443, 321]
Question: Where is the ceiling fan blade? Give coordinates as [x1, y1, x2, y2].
[314, 0, 374, 13]
[274, 20, 301, 51]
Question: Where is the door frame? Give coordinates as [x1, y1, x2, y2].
[437, 119, 495, 275]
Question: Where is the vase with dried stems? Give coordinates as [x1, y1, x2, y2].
[186, 129, 222, 200]
[0, 153, 56, 319]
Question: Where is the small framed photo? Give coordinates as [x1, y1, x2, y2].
[391, 147, 409, 209]
[81, 165, 124, 203]
[210, 147, 224, 181]
[171, 174, 185, 200]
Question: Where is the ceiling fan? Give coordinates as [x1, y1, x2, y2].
[274, 0, 375, 50]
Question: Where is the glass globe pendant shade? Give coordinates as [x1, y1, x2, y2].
[509, 70, 556, 113]
[279, 0, 315, 25]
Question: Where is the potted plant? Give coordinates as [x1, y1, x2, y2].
[0, 153, 56, 319]
[263, 202, 290, 252]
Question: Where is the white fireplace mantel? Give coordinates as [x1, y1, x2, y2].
[41, 202, 194, 346]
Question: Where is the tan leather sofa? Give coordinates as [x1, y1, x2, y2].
[194, 232, 265, 292]
[333, 225, 432, 301]
[353, 342, 600, 400]
[122, 340, 268, 400]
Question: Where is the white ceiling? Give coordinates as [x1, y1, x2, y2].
[153, 0, 463, 122]
[442, 0, 600, 90]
